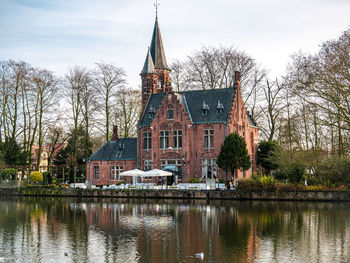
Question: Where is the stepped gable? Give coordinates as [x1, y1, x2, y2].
[89, 138, 137, 161]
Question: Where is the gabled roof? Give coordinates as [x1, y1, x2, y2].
[150, 17, 170, 70]
[138, 88, 236, 126]
[89, 138, 137, 161]
[179, 88, 235, 124]
[141, 47, 156, 74]
[138, 93, 165, 127]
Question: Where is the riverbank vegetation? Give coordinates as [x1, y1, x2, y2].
[0, 27, 349, 186]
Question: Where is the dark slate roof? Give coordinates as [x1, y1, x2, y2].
[150, 17, 170, 70]
[141, 47, 156, 74]
[89, 138, 137, 161]
[138, 93, 165, 127]
[247, 113, 258, 127]
[179, 88, 235, 124]
[138, 88, 236, 126]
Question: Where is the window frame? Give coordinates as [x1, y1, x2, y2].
[201, 159, 217, 179]
[160, 130, 169, 149]
[168, 109, 174, 120]
[173, 130, 182, 149]
[204, 129, 214, 149]
[110, 165, 123, 180]
[143, 131, 152, 150]
[93, 166, 99, 179]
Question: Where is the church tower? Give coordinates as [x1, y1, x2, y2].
[140, 16, 171, 109]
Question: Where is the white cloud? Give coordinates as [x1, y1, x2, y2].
[0, 0, 349, 88]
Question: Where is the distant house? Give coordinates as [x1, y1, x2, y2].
[32, 143, 65, 173]
[86, 15, 258, 185]
[87, 127, 137, 185]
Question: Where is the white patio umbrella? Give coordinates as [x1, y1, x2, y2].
[143, 169, 173, 177]
[119, 169, 145, 186]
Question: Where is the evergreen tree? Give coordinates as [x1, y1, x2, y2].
[217, 133, 251, 180]
[257, 141, 280, 175]
[0, 137, 27, 167]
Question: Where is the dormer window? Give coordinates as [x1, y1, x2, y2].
[202, 101, 209, 116]
[216, 100, 224, 115]
[148, 105, 156, 119]
[118, 141, 124, 150]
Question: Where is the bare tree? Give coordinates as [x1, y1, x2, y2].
[259, 77, 285, 141]
[94, 62, 126, 141]
[113, 88, 141, 138]
[169, 45, 265, 114]
[46, 126, 65, 172]
[64, 66, 90, 166]
[31, 68, 59, 170]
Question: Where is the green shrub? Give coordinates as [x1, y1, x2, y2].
[30, 171, 43, 183]
[315, 157, 350, 187]
[1, 168, 18, 180]
[288, 162, 305, 185]
[188, 177, 200, 183]
[275, 182, 305, 191]
[42, 171, 52, 185]
[260, 175, 275, 190]
[237, 178, 262, 191]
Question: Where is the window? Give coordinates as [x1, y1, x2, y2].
[93, 166, 99, 179]
[201, 159, 217, 179]
[143, 131, 152, 150]
[173, 130, 182, 149]
[202, 102, 209, 116]
[161, 159, 182, 171]
[204, 129, 214, 148]
[144, 160, 152, 171]
[111, 165, 123, 180]
[168, 109, 174, 120]
[160, 130, 169, 149]
[158, 80, 162, 89]
[148, 105, 156, 119]
[216, 100, 224, 115]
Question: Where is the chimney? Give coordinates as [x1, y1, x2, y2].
[112, 125, 118, 141]
[234, 71, 241, 90]
[234, 71, 240, 82]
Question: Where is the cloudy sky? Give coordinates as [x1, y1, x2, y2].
[1, 0, 349, 88]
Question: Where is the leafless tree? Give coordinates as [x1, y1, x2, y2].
[93, 62, 126, 142]
[259, 77, 285, 141]
[169, 45, 265, 115]
[113, 88, 141, 138]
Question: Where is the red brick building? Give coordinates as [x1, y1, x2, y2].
[87, 16, 258, 185]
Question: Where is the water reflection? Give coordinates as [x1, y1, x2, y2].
[0, 197, 349, 263]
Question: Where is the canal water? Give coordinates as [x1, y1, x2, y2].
[0, 197, 349, 263]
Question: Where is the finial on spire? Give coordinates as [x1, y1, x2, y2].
[154, 0, 160, 18]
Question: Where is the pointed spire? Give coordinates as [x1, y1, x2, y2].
[150, 17, 170, 70]
[141, 47, 156, 74]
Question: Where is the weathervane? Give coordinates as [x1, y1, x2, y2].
[154, 0, 160, 18]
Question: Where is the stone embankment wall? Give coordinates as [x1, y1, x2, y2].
[1, 188, 350, 201]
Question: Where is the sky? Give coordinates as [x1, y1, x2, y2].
[1, 0, 349, 89]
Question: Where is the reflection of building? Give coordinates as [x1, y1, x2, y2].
[87, 14, 258, 185]
[31, 144, 65, 172]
